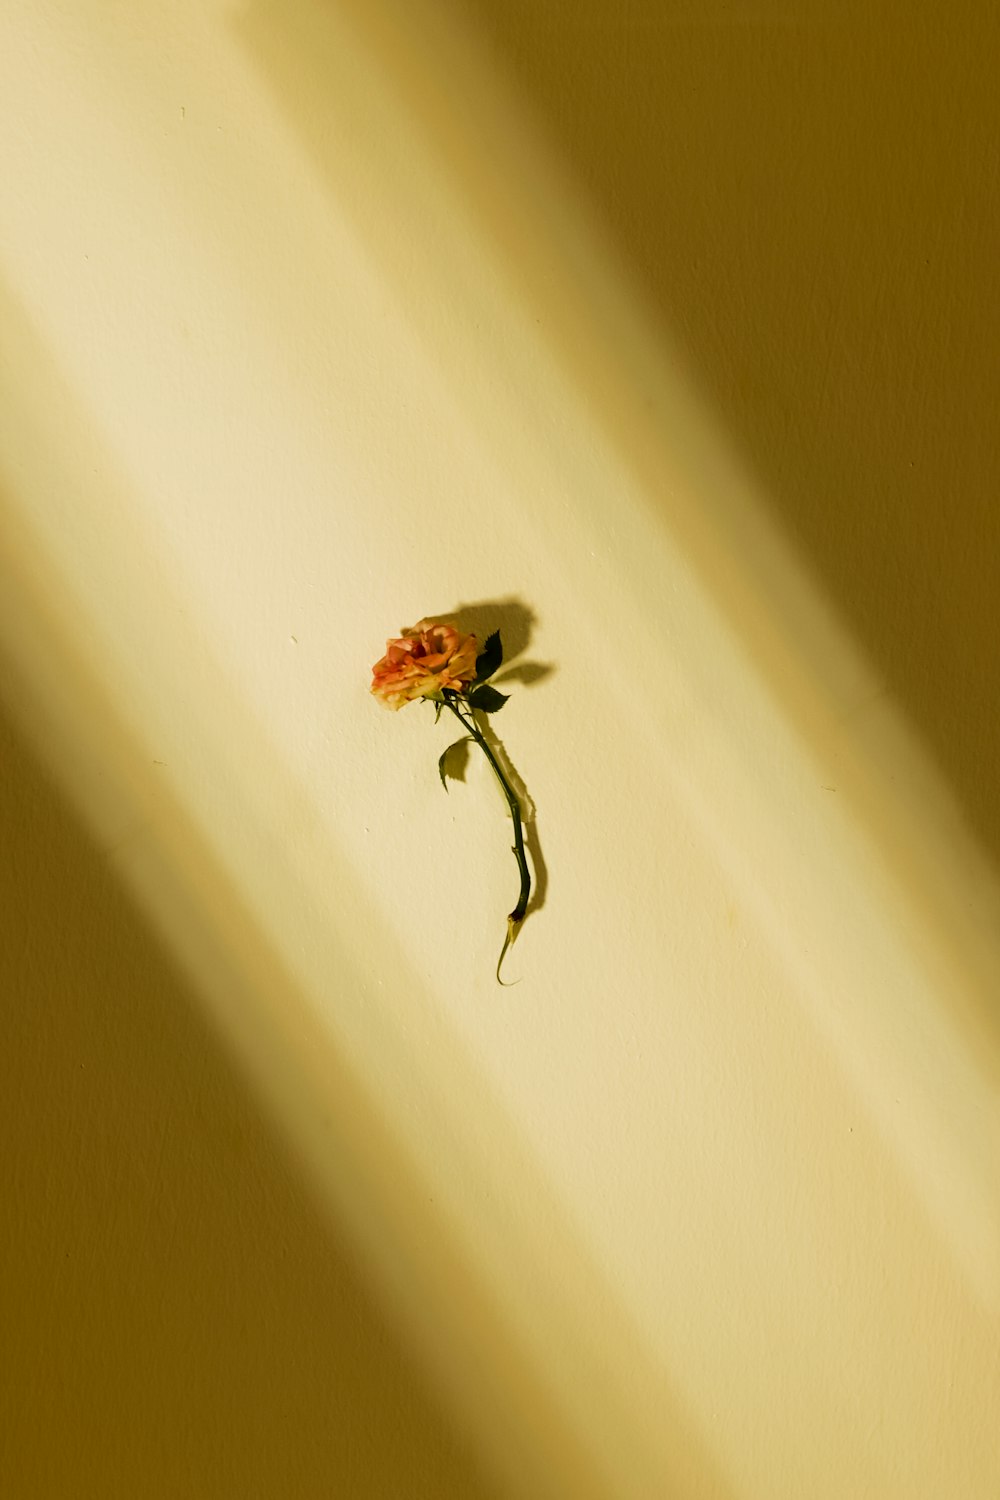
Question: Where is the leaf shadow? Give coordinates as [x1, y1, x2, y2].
[493, 662, 552, 688]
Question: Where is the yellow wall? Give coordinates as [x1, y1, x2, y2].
[2, 2, 1000, 1497]
[459, 0, 1000, 869]
[0, 703, 497, 1499]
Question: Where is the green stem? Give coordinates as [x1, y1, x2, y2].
[444, 697, 530, 984]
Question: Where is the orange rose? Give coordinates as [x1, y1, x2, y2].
[370, 619, 479, 709]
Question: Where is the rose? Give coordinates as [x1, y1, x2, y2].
[371, 619, 479, 710]
[371, 617, 530, 982]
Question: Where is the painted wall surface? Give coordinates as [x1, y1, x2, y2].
[2, 2, 999, 1497]
[462, 0, 1000, 876]
[0, 706, 499, 1499]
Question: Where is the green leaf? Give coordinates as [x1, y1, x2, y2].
[474, 630, 503, 683]
[468, 683, 509, 714]
[437, 736, 473, 791]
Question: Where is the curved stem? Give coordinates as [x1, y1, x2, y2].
[444, 698, 530, 983]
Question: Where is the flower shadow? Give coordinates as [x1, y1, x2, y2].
[424, 597, 547, 674]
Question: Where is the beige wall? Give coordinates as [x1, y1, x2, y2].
[458, 0, 1000, 868]
[0, 703, 498, 1498]
[2, 2, 1000, 1497]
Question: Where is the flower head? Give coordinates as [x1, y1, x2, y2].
[371, 619, 479, 710]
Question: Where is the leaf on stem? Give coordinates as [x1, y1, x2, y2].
[468, 684, 509, 714]
[438, 735, 473, 791]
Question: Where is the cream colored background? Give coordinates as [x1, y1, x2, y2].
[2, 2, 999, 1496]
